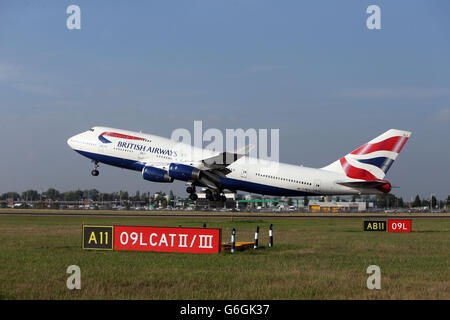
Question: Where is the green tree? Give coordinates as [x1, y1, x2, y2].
[412, 195, 421, 207]
[303, 196, 309, 207]
[119, 191, 129, 201]
[376, 194, 397, 208]
[45, 188, 60, 201]
[3, 192, 20, 201]
[431, 196, 437, 209]
[140, 192, 150, 202]
[62, 191, 76, 201]
[21, 190, 40, 201]
[74, 190, 83, 201]
[89, 189, 99, 201]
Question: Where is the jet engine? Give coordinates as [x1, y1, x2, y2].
[168, 163, 202, 181]
[142, 166, 173, 183]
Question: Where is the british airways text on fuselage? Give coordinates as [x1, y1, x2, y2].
[117, 141, 178, 157]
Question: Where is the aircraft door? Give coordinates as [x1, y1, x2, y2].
[314, 179, 321, 192]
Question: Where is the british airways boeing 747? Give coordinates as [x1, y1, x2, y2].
[67, 127, 411, 201]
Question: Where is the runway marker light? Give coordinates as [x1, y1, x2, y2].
[231, 228, 236, 253]
[254, 226, 259, 249]
[269, 224, 273, 248]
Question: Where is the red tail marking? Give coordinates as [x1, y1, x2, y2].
[340, 157, 378, 180]
[351, 136, 408, 155]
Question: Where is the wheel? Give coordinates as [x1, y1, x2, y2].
[91, 169, 99, 176]
[189, 193, 198, 201]
[186, 186, 193, 194]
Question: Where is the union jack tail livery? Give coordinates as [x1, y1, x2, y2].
[322, 129, 411, 181]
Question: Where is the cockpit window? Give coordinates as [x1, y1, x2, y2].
[88, 128, 94, 132]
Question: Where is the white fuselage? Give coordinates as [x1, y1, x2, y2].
[67, 126, 384, 196]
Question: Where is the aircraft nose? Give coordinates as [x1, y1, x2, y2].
[67, 136, 74, 148]
[67, 133, 82, 149]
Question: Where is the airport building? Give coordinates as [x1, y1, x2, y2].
[308, 200, 367, 213]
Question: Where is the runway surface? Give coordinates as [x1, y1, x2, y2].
[1, 210, 449, 219]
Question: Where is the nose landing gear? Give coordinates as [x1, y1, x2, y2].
[91, 162, 99, 176]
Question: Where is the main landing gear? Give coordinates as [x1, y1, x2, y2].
[186, 184, 227, 202]
[91, 161, 99, 176]
[186, 186, 198, 201]
[205, 189, 227, 202]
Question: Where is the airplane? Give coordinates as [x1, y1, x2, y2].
[67, 127, 411, 201]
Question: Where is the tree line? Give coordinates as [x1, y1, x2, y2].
[0, 188, 174, 203]
[0, 188, 449, 209]
[374, 194, 449, 209]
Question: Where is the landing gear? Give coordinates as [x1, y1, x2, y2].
[205, 189, 227, 202]
[185, 183, 227, 203]
[186, 184, 198, 201]
[91, 162, 99, 176]
[186, 186, 194, 194]
[189, 193, 198, 201]
[91, 169, 99, 176]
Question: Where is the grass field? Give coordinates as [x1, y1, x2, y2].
[0, 214, 449, 299]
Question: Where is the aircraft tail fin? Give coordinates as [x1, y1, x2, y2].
[321, 129, 411, 180]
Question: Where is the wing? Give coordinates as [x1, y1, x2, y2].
[200, 144, 253, 171]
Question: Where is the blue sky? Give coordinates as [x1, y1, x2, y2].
[0, 1, 449, 201]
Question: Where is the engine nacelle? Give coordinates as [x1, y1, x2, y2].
[376, 181, 392, 194]
[168, 163, 202, 181]
[142, 166, 173, 183]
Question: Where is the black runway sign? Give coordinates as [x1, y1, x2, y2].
[82, 225, 114, 250]
[363, 221, 387, 232]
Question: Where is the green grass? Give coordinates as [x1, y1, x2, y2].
[0, 215, 449, 299]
